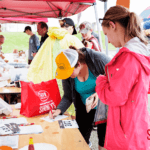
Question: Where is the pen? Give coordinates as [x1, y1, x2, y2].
[1, 116, 17, 119]
[51, 109, 54, 119]
[50, 109, 54, 120]
[19, 123, 34, 126]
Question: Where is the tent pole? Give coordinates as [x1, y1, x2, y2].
[93, 2, 104, 52]
[104, 1, 108, 55]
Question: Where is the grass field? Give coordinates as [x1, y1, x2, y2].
[0, 31, 115, 53]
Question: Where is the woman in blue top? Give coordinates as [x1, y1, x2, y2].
[49, 46, 110, 150]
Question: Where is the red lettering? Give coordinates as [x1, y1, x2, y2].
[147, 129, 150, 140]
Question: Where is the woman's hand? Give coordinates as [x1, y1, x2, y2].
[49, 109, 61, 119]
[89, 93, 99, 109]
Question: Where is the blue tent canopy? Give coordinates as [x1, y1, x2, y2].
[143, 21, 150, 30]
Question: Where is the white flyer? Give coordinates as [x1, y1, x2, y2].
[58, 120, 79, 129]
[0, 135, 19, 149]
[16, 125, 43, 135]
[41, 115, 68, 123]
[0, 118, 28, 124]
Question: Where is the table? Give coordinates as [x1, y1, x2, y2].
[0, 87, 21, 94]
[0, 86, 21, 104]
[5, 106, 90, 150]
[3, 53, 27, 64]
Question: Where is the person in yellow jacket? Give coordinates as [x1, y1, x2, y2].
[27, 27, 84, 116]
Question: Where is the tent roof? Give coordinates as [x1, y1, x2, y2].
[0, 17, 48, 24]
[17, 0, 95, 2]
[0, 0, 96, 18]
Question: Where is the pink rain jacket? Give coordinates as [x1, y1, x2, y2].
[96, 37, 150, 150]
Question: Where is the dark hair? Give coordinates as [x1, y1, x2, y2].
[24, 26, 32, 32]
[38, 22, 48, 30]
[102, 5, 148, 45]
[0, 35, 4, 39]
[69, 46, 86, 68]
[82, 39, 88, 47]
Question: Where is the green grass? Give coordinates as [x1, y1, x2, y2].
[1, 31, 115, 54]
[1, 32, 29, 53]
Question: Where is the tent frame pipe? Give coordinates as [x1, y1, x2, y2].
[93, 2, 104, 52]
[47, 2, 58, 17]
[104, 1, 108, 55]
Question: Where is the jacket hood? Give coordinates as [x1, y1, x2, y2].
[124, 37, 150, 56]
[112, 37, 150, 75]
[47, 27, 69, 40]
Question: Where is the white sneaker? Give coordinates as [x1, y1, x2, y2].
[89, 141, 92, 148]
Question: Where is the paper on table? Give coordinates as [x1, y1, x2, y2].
[0, 135, 19, 149]
[58, 120, 79, 129]
[0, 118, 28, 124]
[0, 77, 10, 82]
[5, 82, 16, 87]
[41, 115, 68, 123]
[0, 124, 13, 135]
[16, 125, 43, 135]
[0, 80, 8, 87]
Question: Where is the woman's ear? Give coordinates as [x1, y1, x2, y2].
[77, 62, 81, 67]
[109, 21, 116, 29]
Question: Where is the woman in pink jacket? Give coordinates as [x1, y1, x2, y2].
[96, 5, 150, 150]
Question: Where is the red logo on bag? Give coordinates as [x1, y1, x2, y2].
[38, 90, 49, 102]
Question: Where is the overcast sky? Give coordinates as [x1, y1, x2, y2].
[48, 0, 150, 27]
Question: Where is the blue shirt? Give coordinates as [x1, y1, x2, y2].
[28, 34, 40, 60]
[74, 68, 97, 109]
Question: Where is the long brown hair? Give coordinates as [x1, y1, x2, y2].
[69, 46, 86, 68]
[102, 5, 148, 45]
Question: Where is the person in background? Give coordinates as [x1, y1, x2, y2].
[0, 35, 5, 53]
[49, 46, 110, 150]
[79, 21, 101, 52]
[59, 18, 77, 35]
[82, 39, 93, 49]
[0, 24, 2, 32]
[96, 5, 150, 150]
[92, 31, 100, 44]
[0, 70, 4, 99]
[24, 26, 40, 64]
[0, 35, 5, 63]
[37, 22, 48, 48]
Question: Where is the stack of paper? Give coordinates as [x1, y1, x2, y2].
[16, 125, 43, 135]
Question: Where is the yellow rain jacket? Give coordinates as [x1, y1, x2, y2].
[27, 27, 84, 83]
